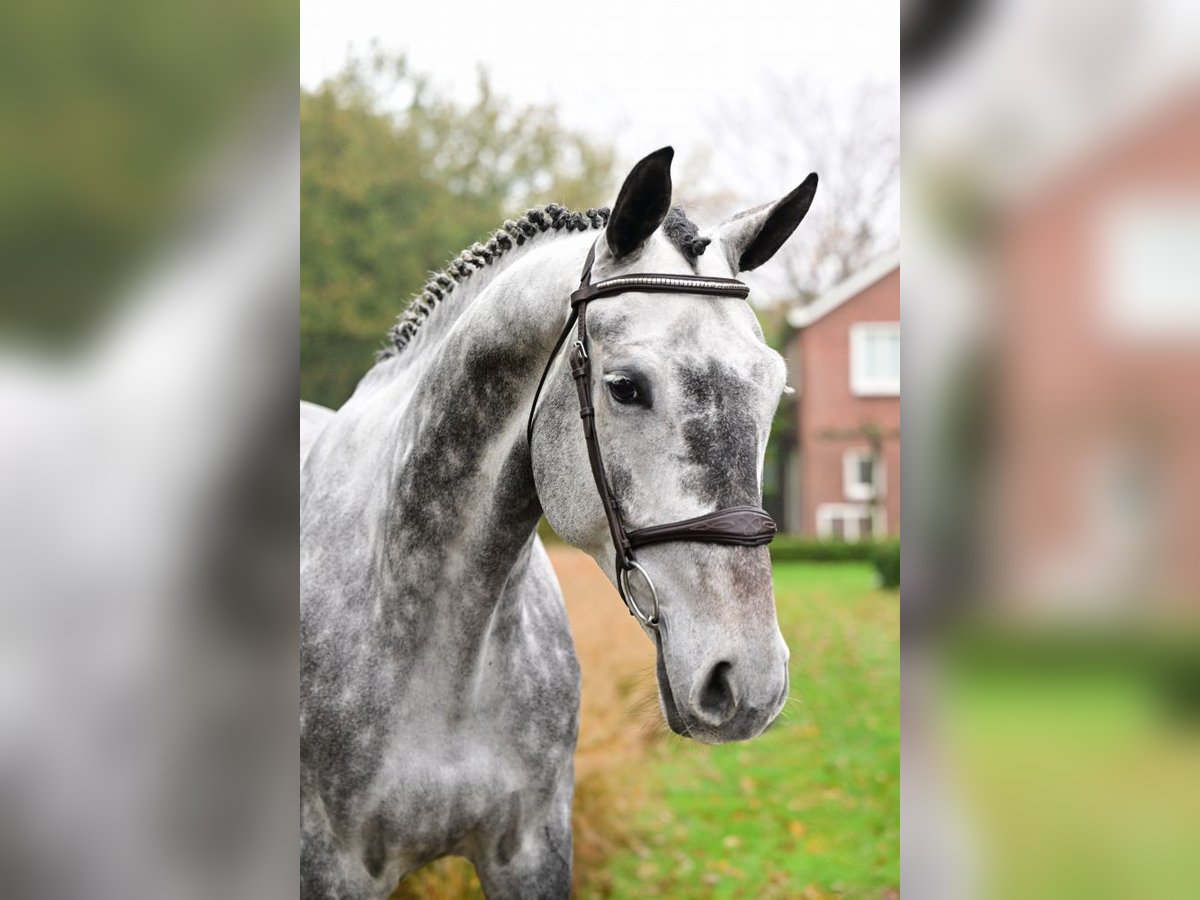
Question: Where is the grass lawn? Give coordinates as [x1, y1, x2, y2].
[942, 633, 1200, 900]
[596, 563, 900, 899]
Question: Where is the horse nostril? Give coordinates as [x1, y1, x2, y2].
[697, 660, 737, 724]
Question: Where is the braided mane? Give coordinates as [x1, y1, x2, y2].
[379, 203, 712, 359]
[380, 204, 611, 359]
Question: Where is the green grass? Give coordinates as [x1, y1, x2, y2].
[942, 633, 1200, 900]
[597, 563, 900, 899]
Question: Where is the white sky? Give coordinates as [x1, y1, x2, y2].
[301, 0, 899, 168]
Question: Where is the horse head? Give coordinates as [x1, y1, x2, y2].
[531, 147, 817, 743]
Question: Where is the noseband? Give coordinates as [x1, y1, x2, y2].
[527, 241, 777, 629]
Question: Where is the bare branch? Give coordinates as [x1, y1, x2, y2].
[701, 77, 899, 305]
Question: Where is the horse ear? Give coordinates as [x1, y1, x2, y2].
[605, 147, 674, 259]
[718, 173, 818, 272]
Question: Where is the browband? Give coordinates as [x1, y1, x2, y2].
[527, 240, 778, 627]
[571, 273, 750, 306]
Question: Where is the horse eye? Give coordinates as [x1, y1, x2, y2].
[606, 376, 640, 404]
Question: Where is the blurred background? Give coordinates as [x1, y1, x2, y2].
[905, 0, 1200, 897]
[15, 0, 1197, 896]
[1, 1, 297, 898]
[301, 1, 899, 898]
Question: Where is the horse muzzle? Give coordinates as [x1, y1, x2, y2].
[655, 639, 789, 744]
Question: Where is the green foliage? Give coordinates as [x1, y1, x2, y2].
[869, 538, 901, 589]
[535, 517, 562, 545]
[301, 51, 615, 407]
[750, 307, 795, 522]
[752, 305, 792, 355]
[1, 0, 295, 342]
[603, 563, 899, 897]
[769, 536, 881, 564]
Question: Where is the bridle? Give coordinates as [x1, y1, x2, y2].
[527, 241, 777, 629]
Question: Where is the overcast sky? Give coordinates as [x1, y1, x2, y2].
[301, 0, 899, 170]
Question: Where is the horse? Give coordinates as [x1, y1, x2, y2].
[300, 147, 818, 898]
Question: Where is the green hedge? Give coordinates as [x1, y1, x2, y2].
[768, 537, 879, 563]
[769, 536, 901, 590]
[869, 538, 901, 589]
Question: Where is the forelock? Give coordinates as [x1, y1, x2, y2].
[662, 206, 712, 260]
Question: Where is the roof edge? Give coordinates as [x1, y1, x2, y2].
[786, 250, 900, 329]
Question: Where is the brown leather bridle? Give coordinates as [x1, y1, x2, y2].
[528, 241, 777, 628]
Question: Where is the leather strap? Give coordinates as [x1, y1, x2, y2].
[528, 239, 777, 622]
[526, 306, 579, 447]
[572, 273, 750, 306]
[525, 243, 598, 448]
[569, 302, 635, 571]
[627, 506, 777, 549]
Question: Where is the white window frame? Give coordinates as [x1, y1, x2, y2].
[850, 322, 900, 396]
[1099, 197, 1200, 337]
[816, 502, 887, 542]
[843, 449, 884, 502]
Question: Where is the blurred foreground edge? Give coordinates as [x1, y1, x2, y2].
[0, 100, 299, 899]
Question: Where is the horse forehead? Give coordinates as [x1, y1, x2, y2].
[592, 236, 770, 364]
[623, 234, 694, 271]
[626, 302, 769, 364]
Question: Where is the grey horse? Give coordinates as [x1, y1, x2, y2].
[300, 147, 818, 898]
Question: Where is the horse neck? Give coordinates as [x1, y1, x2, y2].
[355, 232, 592, 633]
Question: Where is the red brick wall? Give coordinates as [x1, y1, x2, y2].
[994, 91, 1200, 596]
[785, 268, 901, 537]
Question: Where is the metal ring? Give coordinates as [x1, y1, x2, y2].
[618, 560, 659, 628]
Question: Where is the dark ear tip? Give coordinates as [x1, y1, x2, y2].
[735, 173, 820, 272]
[783, 172, 819, 206]
[647, 146, 674, 164]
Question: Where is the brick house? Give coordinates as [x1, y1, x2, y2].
[991, 88, 1200, 601]
[781, 253, 900, 539]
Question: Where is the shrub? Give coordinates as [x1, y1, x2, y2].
[768, 537, 878, 564]
[870, 538, 901, 589]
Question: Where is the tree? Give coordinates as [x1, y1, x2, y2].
[301, 51, 615, 407]
[696, 78, 899, 528]
[2, 0, 294, 344]
[697, 77, 899, 306]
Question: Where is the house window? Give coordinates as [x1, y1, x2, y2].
[1100, 199, 1200, 336]
[850, 323, 900, 396]
[844, 449, 883, 501]
[816, 503, 885, 542]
